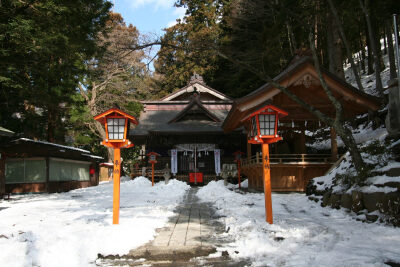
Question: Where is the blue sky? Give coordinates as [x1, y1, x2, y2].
[113, 0, 186, 35]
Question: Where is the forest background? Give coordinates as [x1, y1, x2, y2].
[1, 0, 399, 163]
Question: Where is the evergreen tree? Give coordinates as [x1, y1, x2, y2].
[0, 0, 111, 142]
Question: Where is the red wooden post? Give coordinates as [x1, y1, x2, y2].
[147, 152, 160, 187]
[113, 148, 121, 224]
[94, 108, 137, 225]
[242, 104, 288, 225]
[151, 162, 154, 186]
[237, 160, 241, 189]
[262, 142, 273, 224]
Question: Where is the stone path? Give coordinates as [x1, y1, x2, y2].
[97, 187, 249, 266]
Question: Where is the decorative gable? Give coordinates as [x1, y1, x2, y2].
[169, 94, 220, 123]
[161, 73, 231, 102]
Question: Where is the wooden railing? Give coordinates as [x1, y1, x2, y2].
[242, 154, 334, 166]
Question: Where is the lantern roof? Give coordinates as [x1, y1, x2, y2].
[94, 108, 138, 126]
[241, 104, 288, 123]
[147, 151, 161, 156]
[233, 150, 244, 155]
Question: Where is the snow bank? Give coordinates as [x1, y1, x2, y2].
[197, 181, 400, 266]
[0, 177, 189, 267]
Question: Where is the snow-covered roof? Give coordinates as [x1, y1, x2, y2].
[16, 138, 90, 153]
[1, 138, 103, 162]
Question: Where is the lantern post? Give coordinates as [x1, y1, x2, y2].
[147, 152, 160, 186]
[233, 150, 244, 189]
[243, 105, 288, 224]
[94, 108, 138, 225]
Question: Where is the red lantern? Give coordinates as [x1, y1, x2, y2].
[242, 104, 288, 224]
[147, 152, 160, 186]
[244, 105, 288, 145]
[94, 108, 138, 225]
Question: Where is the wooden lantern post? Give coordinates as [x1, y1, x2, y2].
[147, 152, 160, 186]
[243, 105, 288, 224]
[233, 150, 244, 189]
[94, 108, 138, 225]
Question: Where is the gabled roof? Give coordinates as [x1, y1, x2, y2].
[161, 80, 232, 102]
[169, 94, 221, 123]
[223, 56, 382, 132]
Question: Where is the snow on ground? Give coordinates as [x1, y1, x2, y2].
[0, 177, 189, 267]
[197, 180, 400, 267]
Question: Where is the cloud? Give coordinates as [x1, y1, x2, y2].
[166, 6, 186, 27]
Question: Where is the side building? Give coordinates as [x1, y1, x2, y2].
[0, 138, 102, 195]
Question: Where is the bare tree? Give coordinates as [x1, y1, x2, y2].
[78, 13, 153, 161]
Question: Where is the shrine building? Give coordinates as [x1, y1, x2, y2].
[130, 74, 246, 184]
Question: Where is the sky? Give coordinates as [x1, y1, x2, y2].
[113, 0, 186, 35]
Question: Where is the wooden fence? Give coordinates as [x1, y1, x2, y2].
[242, 154, 334, 192]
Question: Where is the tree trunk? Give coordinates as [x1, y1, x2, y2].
[359, 0, 384, 98]
[359, 32, 366, 73]
[366, 26, 374, 74]
[327, 0, 363, 90]
[386, 21, 397, 80]
[385, 81, 400, 138]
[327, 11, 345, 79]
[383, 26, 387, 55]
[47, 108, 56, 143]
[286, 18, 297, 56]
[334, 121, 368, 180]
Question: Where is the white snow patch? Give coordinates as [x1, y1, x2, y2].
[0, 177, 189, 267]
[197, 181, 400, 266]
[359, 185, 398, 193]
[367, 175, 400, 185]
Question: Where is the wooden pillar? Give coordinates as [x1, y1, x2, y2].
[247, 142, 252, 161]
[262, 142, 273, 224]
[0, 155, 5, 198]
[330, 127, 338, 161]
[300, 129, 306, 154]
[113, 147, 121, 225]
[151, 163, 154, 186]
[45, 157, 50, 193]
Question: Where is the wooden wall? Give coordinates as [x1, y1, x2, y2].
[242, 163, 331, 192]
[0, 157, 5, 197]
[6, 181, 95, 194]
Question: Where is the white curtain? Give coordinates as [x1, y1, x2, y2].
[171, 149, 178, 174]
[214, 149, 221, 175]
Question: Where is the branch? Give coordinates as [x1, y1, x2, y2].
[309, 31, 344, 123]
[78, 83, 89, 102]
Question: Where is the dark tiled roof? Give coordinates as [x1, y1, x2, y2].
[130, 109, 230, 136]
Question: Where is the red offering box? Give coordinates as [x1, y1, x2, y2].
[189, 172, 203, 183]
